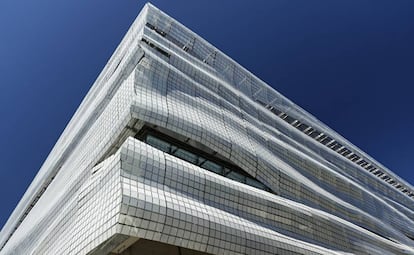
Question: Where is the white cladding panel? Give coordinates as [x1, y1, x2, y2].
[1, 3, 413, 255]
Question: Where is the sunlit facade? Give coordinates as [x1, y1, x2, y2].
[1, 3, 414, 254]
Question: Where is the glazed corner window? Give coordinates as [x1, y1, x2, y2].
[142, 132, 273, 193]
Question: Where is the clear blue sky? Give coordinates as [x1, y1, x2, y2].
[0, 0, 413, 229]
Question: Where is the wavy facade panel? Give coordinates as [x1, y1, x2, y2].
[1, 3, 413, 255]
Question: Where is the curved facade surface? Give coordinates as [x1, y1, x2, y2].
[1, 3, 414, 255]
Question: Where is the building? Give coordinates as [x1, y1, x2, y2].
[1, 3, 414, 254]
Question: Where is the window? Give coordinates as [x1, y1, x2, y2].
[140, 128, 273, 193]
[201, 160, 222, 174]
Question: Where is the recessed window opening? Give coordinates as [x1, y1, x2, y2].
[321, 137, 332, 145]
[145, 22, 167, 37]
[331, 143, 343, 151]
[316, 134, 327, 141]
[270, 108, 282, 116]
[359, 160, 368, 167]
[297, 123, 309, 132]
[304, 128, 314, 135]
[291, 120, 300, 126]
[309, 131, 321, 139]
[284, 115, 295, 124]
[338, 147, 347, 154]
[253, 97, 413, 198]
[326, 140, 336, 147]
[141, 38, 171, 58]
[137, 127, 273, 193]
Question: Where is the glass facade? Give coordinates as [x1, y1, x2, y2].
[143, 132, 271, 192]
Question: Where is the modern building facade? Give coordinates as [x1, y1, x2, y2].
[1, 3, 414, 255]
